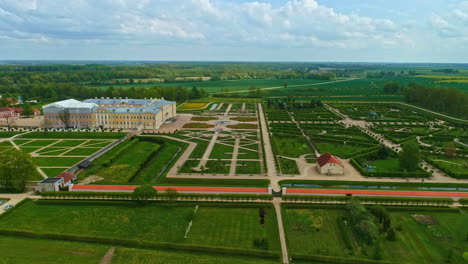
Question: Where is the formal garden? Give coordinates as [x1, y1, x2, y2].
[329, 103, 432, 122]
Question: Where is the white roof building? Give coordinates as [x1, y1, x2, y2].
[43, 99, 98, 114]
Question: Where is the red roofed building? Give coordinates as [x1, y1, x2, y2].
[316, 153, 344, 175]
[56, 172, 77, 186]
[0, 107, 40, 118]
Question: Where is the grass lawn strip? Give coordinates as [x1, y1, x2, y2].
[235, 161, 262, 174]
[0, 235, 109, 264]
[33, 157, 84, 167]
[52, 140, 87, 147]
[61, 147, 101, 156]
[39, 168, 67, 177]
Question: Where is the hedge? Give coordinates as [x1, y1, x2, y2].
[459, 198, 468, 206]
[278, 179, 468, 189]
[41, 191, 273, 202]
[291, 253, 395, 264]
[282, 195, 454, 206]
[0, 229, 280, 259]
[160, 178, 270, 187]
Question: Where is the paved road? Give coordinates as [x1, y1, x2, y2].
[257, 103, 279, 190]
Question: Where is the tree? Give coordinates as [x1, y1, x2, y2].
[283, 81, 288, 88]
[377, 146, 390, 160]
[444, 141, 457, 159]
[387, 228, 397, 241]
[399, 141, 420, 172]
[132, 185, 158, 202]
[165, 188, 179, 201]
[58, 109, 71, 128]
[22, 103, 34, 118]
[383, 82, 401, 94]
[2, 115, 16, 131]
[0, 148, 36, 192]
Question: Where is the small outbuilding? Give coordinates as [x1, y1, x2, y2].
[316, 153, 344, 175]
[37, 177, 64, 192]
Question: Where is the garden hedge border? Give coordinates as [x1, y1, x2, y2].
[291, 253, 395, 264]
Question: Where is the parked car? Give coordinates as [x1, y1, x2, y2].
[3, 205, 14, 211]
[0, 200, 7, 206]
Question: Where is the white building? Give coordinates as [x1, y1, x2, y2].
[316, 153, 345, 175]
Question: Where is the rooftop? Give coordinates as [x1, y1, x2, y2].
[38, 177, 63, 184]
[317, 153, 344, 167]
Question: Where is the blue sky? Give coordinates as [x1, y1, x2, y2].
[1, 0, 468, 62]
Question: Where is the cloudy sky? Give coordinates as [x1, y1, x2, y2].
[0, 0, 467, 62]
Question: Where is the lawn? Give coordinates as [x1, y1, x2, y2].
[209, 144, 234, 159]
[283, 206, 468, 263]
[62, 147, 101, 156]
[428, 156, 468, 178]
[52, 140, 87, 147]
[33, 157, 85, 167]
[183, 123, 214, 129]
[80, 140, 160, 184]
[20, 146, 44, 153]
[0, 235, 109, 264]
[368, 158, 400, 172]
[235, 161, 262, 174]
[178, 102, 209, 110]
[1, 200, 280, 252]
[186, 207, 280, 251]
[283, 208, 350, 257]
[273, 136, 313, 158]
[36, 147, 70, 155]
[314, 141, 375, 158]
[21, 140, 59, 147]
[189, 139, 210, 159]
[40, 168, 67, 177]
[237, 148, 260, 159]
[112, 247, 279, 264]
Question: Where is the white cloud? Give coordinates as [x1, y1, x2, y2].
[0, 0, 410, 49]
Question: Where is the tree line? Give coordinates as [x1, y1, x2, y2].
[404, 84, 468, 119]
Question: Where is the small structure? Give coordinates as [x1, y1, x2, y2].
[316, 153, 344, 175]
[78, 160, 93, 169]
[368, 112, 379, 119]
[37, 177, 64, 192]
[37, 172, 77, 192]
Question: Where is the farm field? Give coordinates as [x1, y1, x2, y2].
[88, 79, 329, 93]
[0, 200, 280, 252]
[283, 206, 468, 263]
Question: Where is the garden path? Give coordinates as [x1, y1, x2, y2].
[228, 138, 241, 176]
[224, 104, 232, 116]
[195, 131, 219, 170]
[273, 197, 290, 264]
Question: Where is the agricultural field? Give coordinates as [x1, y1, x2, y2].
[283, 206, 468, 263]
[0, 200, 280, 252]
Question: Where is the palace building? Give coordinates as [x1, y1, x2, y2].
[43, 98, 176, 129]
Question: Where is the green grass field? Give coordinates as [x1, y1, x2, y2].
[209, 144, 234, 159]
[0, 235, 109, 264]
[273, 136, 313, 158]
[62, 147, 101, 156]
[80, 140, 160, 184]
[1, 200, 280, 252]
[235, 161, 262, 174]
[112, 247, 279, 264]
[52, 140, 87, 147]
[40, 168, 66, 177]
[33, 157, 84, 167]
[283, 207, 468, 263]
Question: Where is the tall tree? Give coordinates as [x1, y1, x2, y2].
[58, 109, 71, 128]
[132, 185, 158, 202]
[399, 141, 420, 172]
[444, 141, 457, 159]
[21, 103, 34, 118]
[2, 115, 16, 131]
[0, 148, 36, 192]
